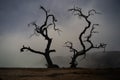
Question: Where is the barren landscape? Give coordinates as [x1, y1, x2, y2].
[0, 68, 120, 80]
[0, 0, 120, 80]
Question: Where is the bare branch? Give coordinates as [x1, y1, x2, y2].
[20, 45, 44, 55]
[64, 41, 78, 53]
[21, 6, 60, 68]
[65, 41, 73, 49]
[40, 6, 48, 16]
[88, 9, 101, 17]
[67, 6, 105, 68]
[39, 6, 61, 39]
[28, 21, 39, 29]
[84, 24, 105, 52]
[49, 49, 56, 53]
[69, 7, 87, 18]
[69, 7, 92, 51]
[29, 29, 40, 38]
[48, 14, 62, 34]
[85, 24, 99, 40]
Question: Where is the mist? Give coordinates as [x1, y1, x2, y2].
[0, 0, 120, 68]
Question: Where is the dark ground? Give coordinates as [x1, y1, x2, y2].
[0, 68, 120, 80]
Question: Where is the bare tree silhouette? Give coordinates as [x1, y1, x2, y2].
[65, 7, 107, 68]
[20, 6, 60, 68]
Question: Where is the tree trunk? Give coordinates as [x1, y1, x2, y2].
[70, 55, 78, 68]
[44, 54, 53, 67]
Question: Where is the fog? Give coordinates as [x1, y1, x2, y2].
[0, 0, 120, 68]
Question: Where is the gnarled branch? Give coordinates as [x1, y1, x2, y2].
[65, 41, 78, 53]
[20, 45, 44, 55]
[66, 6, 106, 68]
[88, 9, 101, 17]
[21, 6, 60, 68]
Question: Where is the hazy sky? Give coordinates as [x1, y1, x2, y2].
[0, 0, 120, 68]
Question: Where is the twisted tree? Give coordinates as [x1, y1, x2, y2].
[20, 6, 60, 68]
[65, 7, 107, 68]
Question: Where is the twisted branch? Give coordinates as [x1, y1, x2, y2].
[65, 41, 78, 53]
[66, 6, 106, 68]
[20, 45, 44, 55]
[20, 6, 60, 68]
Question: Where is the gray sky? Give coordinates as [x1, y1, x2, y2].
[0, 0, 120, 68]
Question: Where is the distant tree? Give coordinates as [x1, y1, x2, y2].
[65, 7, 107, 68]
[20, 6, 61, 68]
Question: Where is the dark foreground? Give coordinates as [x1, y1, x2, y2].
[0, 68, 120, 80]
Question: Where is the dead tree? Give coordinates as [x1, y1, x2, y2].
[20, 6, 60, 68]
[65, 7, 106, 68]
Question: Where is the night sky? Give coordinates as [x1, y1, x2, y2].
[0, 0, 120, 68]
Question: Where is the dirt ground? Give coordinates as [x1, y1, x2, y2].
[0, 68, 120, 80]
